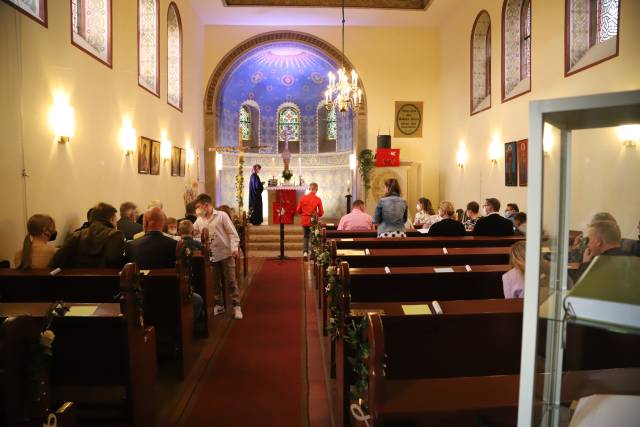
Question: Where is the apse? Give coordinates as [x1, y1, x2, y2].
[216, 41, 355, 218]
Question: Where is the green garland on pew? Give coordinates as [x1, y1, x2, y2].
[325, 265, 342, 339]
[344, 317, 369, 406]
[309, 214, 323, 258]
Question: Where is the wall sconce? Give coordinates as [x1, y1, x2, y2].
[215, 152, 223, 171]
[618, 124, 639, 147]
[349, 153, 357, 171]
[50, 92, 75, 143]
[120, 119, 136, 156]
[543, 123, 554, 156]
[186, 146, 195, 165]
[160, 134, 172, 161]
[489, 135, 501, 164]
[456, 143, 468, 168]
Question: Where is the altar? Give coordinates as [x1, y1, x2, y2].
[266, 185, 307, 225]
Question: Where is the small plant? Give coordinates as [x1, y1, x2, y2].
[357, 149, 375, 201]
[282, 169, 293, 181]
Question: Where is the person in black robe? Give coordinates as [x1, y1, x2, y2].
[249, 164, 264, 225]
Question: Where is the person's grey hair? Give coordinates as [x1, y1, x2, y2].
[147, 200, 163, 209]
[119, 201, 137, 218]
[589, 212, 616, 225]
[589, 220, 621, 245]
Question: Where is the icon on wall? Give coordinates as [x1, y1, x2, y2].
[504, 141, 518, 187]
[150, 140, 161, 175]
[518, 139, 528, 186]
[138, 137, 151, 174]
[171, 146, 181, 177]
[179, 148, 186, 177]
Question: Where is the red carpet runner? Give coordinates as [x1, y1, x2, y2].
[182, 259, 306, 427]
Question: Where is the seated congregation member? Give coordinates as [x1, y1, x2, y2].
[504, 203, 519, 222]
[179, 201, 198, 224]
[73, 207, 95, 233]
[574, 220, 626, 279]
[502, 241, 526, 299]
[427, 201, 466, 237]
[463, 201, 482, 232]
[117, 201, 143, 240]
[413, 197, 437, 228]
[178, 220, 202, 255]
[14, 214, 58, 269]
[338, 200, 373, 231]
[568, 212, 617, 262]
[194, 193, 243, 320]
[297, 183, 324, 258]
[473, 198, 515, 236]
[373, 178, 408, 238]
[125, 207, 177, 269]
[51, 203, 125, 268]
[514, 212, 527, 235]
[164, 217, 178, 237]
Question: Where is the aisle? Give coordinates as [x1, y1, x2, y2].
[180, 258, 306, 427]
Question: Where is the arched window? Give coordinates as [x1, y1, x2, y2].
[502, 0, 531, 102]
[239, 106, 251, 141]
[167, 3, 182, 111]
[138, 0, 159, 96]
[71, 0, 112, 67]
[277, 105, 300, 154]
[318, 105, 337, 153]
[565, 0, 620, 76]
[471, 11, 491, 115]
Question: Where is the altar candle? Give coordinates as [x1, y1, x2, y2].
[271, 157, 275, 176]
[298, 157, 302, 178]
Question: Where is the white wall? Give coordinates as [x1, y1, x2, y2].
[0, 1, 205, 264]
[438, 0, 640, 230]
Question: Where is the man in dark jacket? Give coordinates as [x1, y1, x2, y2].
[125, 207, 177, 269]
[473, 198, 515, 236]
[51, 203, 125, 268]
[117, 201, 143, 240]
[178, 201, 198, 224]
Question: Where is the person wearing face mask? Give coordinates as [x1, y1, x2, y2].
[473, 198, 515, 236]
[504, 203, 519, 222]
[14, 214, 59, 269]
[413, 197, 438, 229]
[513, 212, 527, 235]
[50, 202, 125, 268]
[164, 217, 180, 240]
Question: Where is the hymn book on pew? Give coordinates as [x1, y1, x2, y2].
[401, 304, 432, 315]
[564, 255, 640, 330]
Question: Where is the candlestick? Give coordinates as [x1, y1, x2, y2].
[271, 157, 275, 177]
[298, 157, 302, 178]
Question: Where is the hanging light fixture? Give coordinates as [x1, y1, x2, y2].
[325, 0, 362, 114]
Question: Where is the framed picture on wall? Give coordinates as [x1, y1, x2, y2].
[138, 137, 151, 174]
[504, 141, 518, 187]
[171, 146, 181, 176]
[2, 0, 48, 27]
[518, 139, 528, 186]
[150, 140, 161, 175]
[179, 148, 186, 177]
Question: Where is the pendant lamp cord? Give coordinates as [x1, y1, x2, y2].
[341, 0, 345, 68]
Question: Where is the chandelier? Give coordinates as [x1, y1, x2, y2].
[324, 0, 362, 114]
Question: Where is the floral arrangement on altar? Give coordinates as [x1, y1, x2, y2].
[281, 169, 293, 182]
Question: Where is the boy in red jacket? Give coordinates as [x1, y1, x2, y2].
[296, 182, 324, 258]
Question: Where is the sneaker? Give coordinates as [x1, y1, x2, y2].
[303, 251, 309, 258]
[233, 306, 243, 320]
[213, 305, 225, 316]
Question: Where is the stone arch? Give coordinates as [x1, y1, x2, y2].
[203, 30, 368, 195]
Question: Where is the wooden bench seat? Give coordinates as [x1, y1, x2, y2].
[328, 235, 523, 250]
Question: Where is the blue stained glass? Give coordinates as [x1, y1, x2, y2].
[239, 106, 250, 141]
[278, 107, 300, 142]
[327, 107, 337, 141]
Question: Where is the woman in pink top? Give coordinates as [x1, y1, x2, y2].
[502, 241, 525, 299]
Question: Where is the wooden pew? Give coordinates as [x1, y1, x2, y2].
[342, 304, 523, 427]
[0, 263, 156, 427]
[0, 264, 195, 380]
[328, 235, 523, 251]
[332, 246, 512, 268]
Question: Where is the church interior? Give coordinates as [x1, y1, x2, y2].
[0, 0, 639, 426]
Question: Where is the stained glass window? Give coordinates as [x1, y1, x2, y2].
[167, 3, 182, 110]
[521, 0, 531, 80]
[471, 11, 491, 113]
[327, 107, 337, 141]
[239, 106, 251, 141]
[138, 0, 159, 95]
[598, 0, 619, 42]
[278, 107, 300, 142]
[71, 0, 112, 66]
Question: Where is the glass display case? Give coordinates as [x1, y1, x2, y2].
[518, 90, 640, 426]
